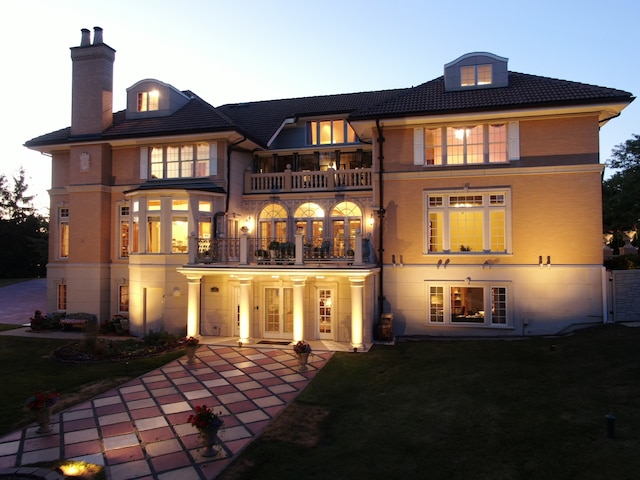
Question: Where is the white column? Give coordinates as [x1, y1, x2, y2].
[349, 277, 365, 350]
[292, 276, 307, 342]
[238, 276, 253, 344]
[186, 274, 202, 337]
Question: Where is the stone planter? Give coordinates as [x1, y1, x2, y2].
[34, 407, 52, 434]
[186, 345, 197, 364]
[199, 418, 223, 457]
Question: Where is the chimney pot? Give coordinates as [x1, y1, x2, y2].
[93, 26, 103, 45]
[80, 28, 91, 47]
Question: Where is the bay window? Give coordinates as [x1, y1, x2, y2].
[149, 143, 211, 179]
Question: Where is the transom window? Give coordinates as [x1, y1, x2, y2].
[137, 90, 159, 112]
[308, 120, 358, 145]
[461, 64, 492, 87]
[424, 124, 507, 165]
[150, 143, 209, 179]
[425, 191, 508, 253]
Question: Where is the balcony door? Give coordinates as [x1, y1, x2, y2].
[264, 287, 293, 339]
[317, 288, 334, 340]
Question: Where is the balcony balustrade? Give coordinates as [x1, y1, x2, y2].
[192, 233, 375, 267]
[245, 166, 372, 194]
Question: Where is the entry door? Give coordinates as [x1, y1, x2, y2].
[317, 288, 334, 340]
[264, 287, 293, 338]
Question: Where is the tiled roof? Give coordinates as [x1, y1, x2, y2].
[24, 73, 633, 149]
[350, 72, 634, 119]
[125, 178, 226, 194]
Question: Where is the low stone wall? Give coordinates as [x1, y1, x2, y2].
[611, 270, 640, 322]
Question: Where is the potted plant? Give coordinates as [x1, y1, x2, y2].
[183, 336, 199, 364]
[293, 340, 312, 371]
[26, 390, 59, 434]
[187, 404, 223, 456]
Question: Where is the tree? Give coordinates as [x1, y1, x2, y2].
[603, 134, 640, 243]
[0, 169, 48, 278]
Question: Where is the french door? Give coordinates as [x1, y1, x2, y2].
[264, 287, 293, 338]
[317, 288, 334, 340]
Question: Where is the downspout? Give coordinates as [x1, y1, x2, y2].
[212, 136, 247, 238]
[375, 119, 386, 318]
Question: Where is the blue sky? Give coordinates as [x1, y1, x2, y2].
[2, 0, 638, 211]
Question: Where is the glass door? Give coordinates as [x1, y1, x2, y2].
[264, 287, 293, 339]
[317, 288, 334, 340]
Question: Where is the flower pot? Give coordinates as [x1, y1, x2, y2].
[34, 407, 52, 434]
[199, 418, 223, 457]
[297, 352, 309, 371]
[186, 345, 197, 364]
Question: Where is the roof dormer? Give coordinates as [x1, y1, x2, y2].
[125, 79, 191, 119]
[444, 52, 508, 92]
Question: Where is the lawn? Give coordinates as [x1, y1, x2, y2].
[0, 333, 185, 435]
[218, 324, 640, 480]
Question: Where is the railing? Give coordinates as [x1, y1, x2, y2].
[246, 166, 372, 194]
[192, 234, 375, 266]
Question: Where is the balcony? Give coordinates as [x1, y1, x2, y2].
[191, 232, 375, 267]
[245, 166, 372, 194]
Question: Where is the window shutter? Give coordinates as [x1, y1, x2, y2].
[139, 147, 148, 179]
[210, 141, 218, 176]
[413, 128, 425, 165]
[508, 122, 520, 160]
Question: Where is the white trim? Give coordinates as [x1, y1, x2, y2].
[508, 121, 520, 160]
[209, 141, 218, 176]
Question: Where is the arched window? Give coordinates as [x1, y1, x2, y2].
[259, 203, 288, 249]
[330, 201, 362, 257]
[294, 202, 325, 249]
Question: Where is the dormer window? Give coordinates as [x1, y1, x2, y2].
[137, 90, 159, 112]
[308, 120, 358, 145]
[461, 64, 492, 87]
[444, 53, 508, 92]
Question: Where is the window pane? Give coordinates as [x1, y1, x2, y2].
[491, 287, 507, 324]
[477, 65, 492, 85]
[490, 211, 505, 252]
[148, 199, 161, 211]
[429, 286, 444, 323]
[447, 128, 465, 164]
[60, 222, 69, 258]
[119, 285, 129, 312]
[333, 120, 345, 144]
[172, 216, 188, 253]
[429, 212, 442, 252]
[150, 147, 164, 179]
[466, 126, 483, 164]
[120, 221, 129, 258]
[489, 124, 507, 163]
[196, 143, 210, 177]
[319, 121, 332, 144]
[57, 284, 67, 311]
[451, 287, 484, 322]
[460, 66, 475, 86]
[147, 216, 161, 253]
[450, 211, 483, 252]
[426, 128, 442, 165]
[172, 199, 188, 211]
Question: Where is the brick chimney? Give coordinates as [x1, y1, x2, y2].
[70, 27, 115, 136]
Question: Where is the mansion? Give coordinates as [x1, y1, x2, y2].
[25, 27, 634, 348]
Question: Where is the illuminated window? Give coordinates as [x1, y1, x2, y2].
[172, 216, 188, 253]
[425, 192, 508, 254]
[137, 90, 159, 112]
[423, 124, 507, 165]
[308, 120, 358, 145]
[57, 283, 67, 311]
[460, 64, 492, 87]
[149, 143, 210, 179]
[59, 208, 69, 259]
[119, 205, 129, 258]
[119, 285, 129, 312]
[330, 201, 362, 257]
[428, 284, 508, 326]
[294, 202, 325, 248]
[259, 203, 287, 249]
[147, 216, 161, 253]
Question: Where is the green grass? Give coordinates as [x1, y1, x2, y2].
[219, 324, 640, 480]
[0, 334, 185, 435]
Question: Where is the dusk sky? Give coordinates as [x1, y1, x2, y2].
[3, 0, 638, 212]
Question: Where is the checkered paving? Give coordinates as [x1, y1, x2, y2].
[0, 345, 332, 479]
